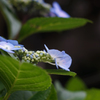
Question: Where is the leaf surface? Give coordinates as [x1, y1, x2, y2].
[18, 17, 92, 42]
[55, 81, 86, 100]
[65, 77, 87, 91]
[0, 0, 21, 39]
[85, 88, 100, 100]
[45, 69, 76, 77]
[29, 84, 57, 100]
[0, 56, 51, 94]
[8, 91, 33, 100]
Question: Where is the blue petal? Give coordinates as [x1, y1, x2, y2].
[44, 44, 66, 58]
[6, 40, 18, 45]
[55, 58, 59, 69]
[0, 36, 6, 41]
[0, 42, 22, 53]
[11, 47, 22, 50]
[44, 44, 49, 51]
[6, 40, 24, 47]
[1, 48, 14, 53]
[56, 56, 72, 71]
[51, 1, 70, 18]
[56, 10, 70, 18]
[44, 44, 72, 71]
[52, 1, 62, 10]
[48, 49, 66, 58]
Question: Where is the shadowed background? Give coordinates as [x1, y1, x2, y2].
[0, 0, 100, 88]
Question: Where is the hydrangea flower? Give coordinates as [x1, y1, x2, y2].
[50, 1, 70, 18]
[0, 36, 23, 47]
[0, 36, 23, 53]
[44, 44, 72, 71]
[0, 42, 22, 53]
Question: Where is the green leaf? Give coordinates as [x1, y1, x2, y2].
[29, 84, 57, 100]
[45, 69, 76, 77]
[8, 91, 33, 100]
[85, 88, 100, 100]
[0, 56, 51, 99]
[55, 81, 86, 100]
[0, 0, 21, 39]
[65, 77, 87, 91]
[18, 17, 92, 42]
[0, 49, 10, 57]
[0, 81, 6, 99]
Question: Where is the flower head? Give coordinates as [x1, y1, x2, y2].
[50, 1, 70, 18]
[0, 36, 23, 53]
[44, 44, 72, 71]
[0, 36, 23, 47]
[0, 42, 22, 53]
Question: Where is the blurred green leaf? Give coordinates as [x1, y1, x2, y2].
[65, 77, 87, 91]
[8, 91, 33, 100]
[45, 69, 76, 77]
[0, 0, 21, 39]
[55, 81, 86, 100]
[0, 81, 6, 98]
[85, 88, 100, 100]
[0, 56, 51, 99]
[18, 17, 92, 42]
[29, 84, 57, 100]
[0, 49, 10, 57]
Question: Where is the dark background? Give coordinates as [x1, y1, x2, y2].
[0, 0, 100, 88]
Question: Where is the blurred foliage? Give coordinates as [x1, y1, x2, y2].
[29, 84, 57, 100]
[0, 0, 21, 39]
[55, 77, 100, 100]
[65, 77, 87, 91]
[85, 88, 100, 100]
[55, 81, 86, 100]
[8, 91, 33, 100]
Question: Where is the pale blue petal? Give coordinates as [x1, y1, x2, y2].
[6, 40, 18, 45]
[51, 1, 70, 18]
[1, 48, 14, 53]
[56, 56, 72, 71]
[0, 36, 6, 41]
[44, 44, 72, 71]
[6, 40, 23, 47]
[44, 44, 49, 51]
[56, 10, 70, 18]
[50, 8, 55, 13]
[52, 1, 62, 10]
[11, 47, 22, 50]
[0, 42, 22, 53]
[44, 44, 66, 58]
[55, 58, 59, 69]
[48, 49, 66, 58]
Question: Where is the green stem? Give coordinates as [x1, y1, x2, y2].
[3, 92, 10, 100]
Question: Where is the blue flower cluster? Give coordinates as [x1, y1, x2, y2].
[0, 36, 23, 53]
[50, 1, 70, 18]
[44, 44, 72, 71]
[0, 36, 72, 71]
[33, 0, 70, 18]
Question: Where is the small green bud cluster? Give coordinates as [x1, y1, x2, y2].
[8, 0, 51, 16]
[13, 47, 28, 60]
[14, 48, 54, 64]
